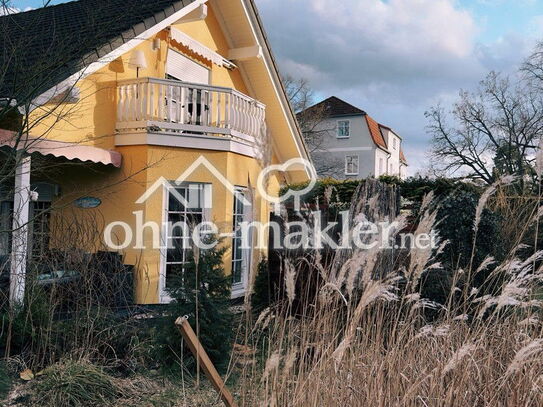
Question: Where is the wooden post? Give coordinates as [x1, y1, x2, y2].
[175, 316, 237, 407]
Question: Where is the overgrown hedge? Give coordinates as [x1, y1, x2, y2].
[273, 176, 503, 306]
[280, 178, 363, 206]
[280, 176, 483, 208]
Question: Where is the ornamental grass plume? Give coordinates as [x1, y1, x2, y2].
[234, 186, 543, 407]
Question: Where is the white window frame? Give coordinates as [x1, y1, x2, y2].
[337, 120, 351, 139]
[159, 181, 212, 304]
[231, 186, 253, 298]
[345, 155, 359, 176]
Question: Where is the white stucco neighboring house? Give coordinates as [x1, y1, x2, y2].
[298, 96, 408, 179]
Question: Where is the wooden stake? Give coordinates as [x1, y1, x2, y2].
[175, 316, 237, 407]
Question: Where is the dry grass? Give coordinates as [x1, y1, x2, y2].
[228, 184, 543, 406]
[4, 182, 543, 406]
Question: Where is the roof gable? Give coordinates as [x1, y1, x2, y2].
[1, 0, 311, 180]
[210, 0, 310, 176]
[0, 0, 195, 100]
[299, 96, 365, 118]
[365, 114, 388, 150]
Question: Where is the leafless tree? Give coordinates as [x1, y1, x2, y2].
[426, 70, 543, 187]
[283, 75, 343, 177]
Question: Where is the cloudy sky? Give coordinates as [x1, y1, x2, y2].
[11, 0, 543, 173]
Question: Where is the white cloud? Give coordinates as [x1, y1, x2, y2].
[256, 0, 539, 173]
[0, 6, 33, 15]
[258, 0, 483, 98]
[311, 0, 476, 58]
[0, 6, 20, 15]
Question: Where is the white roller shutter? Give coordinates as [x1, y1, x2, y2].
[166, 49, 210, 84]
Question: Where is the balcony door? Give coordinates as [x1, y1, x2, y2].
[166, 49, 211, 127]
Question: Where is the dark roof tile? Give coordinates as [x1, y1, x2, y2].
[299, 96, 366, 118]
[0, 0, 194, 101]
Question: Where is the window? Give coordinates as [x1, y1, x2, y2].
[232, 188, 247, 287]
[337, 120, 350, 138]
[393, 138, 397, 150]
[164, 183, 210, 292]
[389, 163, 393, 175]
[0, 182, 53, 260]
[29, 201, 51, 259]
[379, 158, 384, 175]
[0, 201, 13, 257]
[165, 50, 211, 127]
[345, 155, 359, 175]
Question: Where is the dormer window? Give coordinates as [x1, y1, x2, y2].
[337, 120, 350, 138]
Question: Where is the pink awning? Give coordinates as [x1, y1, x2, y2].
[0, 129, 122, 168]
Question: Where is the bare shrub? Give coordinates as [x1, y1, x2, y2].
[0, 208, 141, 371]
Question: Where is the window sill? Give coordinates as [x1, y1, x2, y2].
[231, 285, 246, 299]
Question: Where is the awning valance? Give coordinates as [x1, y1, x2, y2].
[169, 27, 236, 69]
[0, 130, 122, 167]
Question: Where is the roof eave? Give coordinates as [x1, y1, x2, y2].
[245, 0, 312, 172]
[28, 0, 202, 111]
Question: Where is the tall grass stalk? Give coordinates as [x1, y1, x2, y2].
[231, 186, 543, 406]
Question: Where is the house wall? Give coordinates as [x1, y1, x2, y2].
[374, 148, 390, 177]
[311, 115, 376, 179]
[24, 5, 304, 304]
[381, 128, 402, 177]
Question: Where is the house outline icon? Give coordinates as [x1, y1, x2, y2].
[136, 156, 252, 207]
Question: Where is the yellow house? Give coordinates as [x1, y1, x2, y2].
[0, 0, 311, 304]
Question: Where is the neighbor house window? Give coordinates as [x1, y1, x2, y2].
[164, 183, 210, 291]
[232, 187, 248, 287]
[345, 155, 359, 175]
[337, 120, 350, 138]
[379, 158, 384, 175]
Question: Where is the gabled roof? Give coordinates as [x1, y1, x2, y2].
[365, 114, 388, 150]
[1, 0, 311, 179]
[299, 96, 366, 118]
[0, 0, 195, 100]
[378, 123, 402, 140]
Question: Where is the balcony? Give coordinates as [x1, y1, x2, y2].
[116, 78, 266, 148]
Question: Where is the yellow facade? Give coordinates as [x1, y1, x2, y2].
[29, 3, 307, 304]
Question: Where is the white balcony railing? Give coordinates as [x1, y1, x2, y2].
[116, 77, 266, 143]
